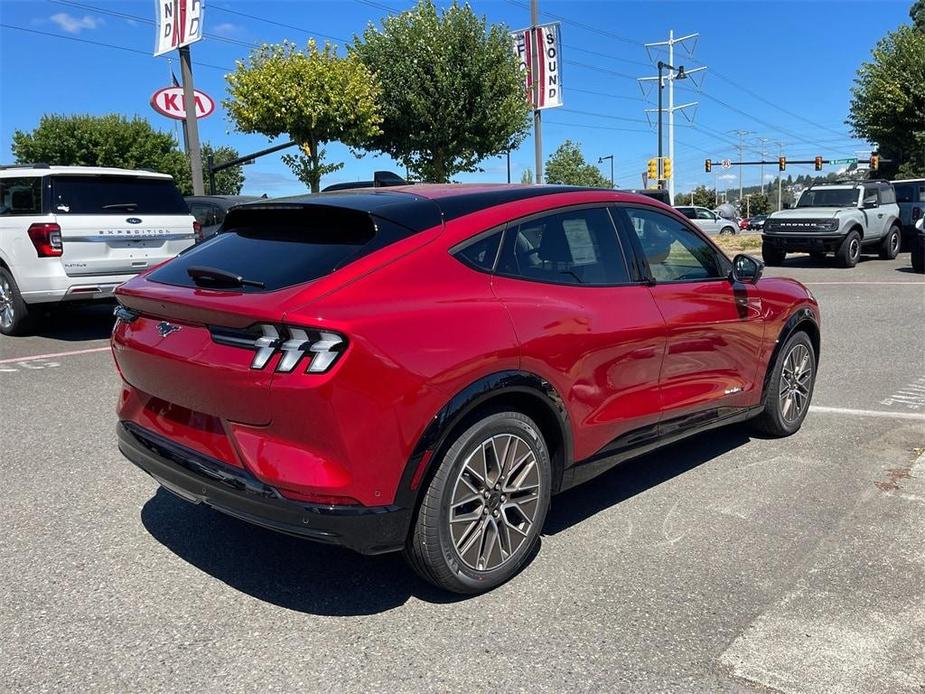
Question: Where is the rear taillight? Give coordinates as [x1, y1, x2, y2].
[193, 221, 203, 242]
[210, 324, 347, 374]
[913, 207, 921, 221]
[27, 223, 63, 257]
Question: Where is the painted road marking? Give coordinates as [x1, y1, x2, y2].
[811, 405, 925, 422]
[0, 360, 61, 373]
[879, 376, 925, 411]
[0, 346, 110, 365]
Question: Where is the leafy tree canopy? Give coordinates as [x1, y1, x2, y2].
[847, 24, 925, 178]
[677, 185, 717, 208]
[743, 193, 772, 216]
[911, 0, 925, 30]
[225, 40, 382, 192]
[520, 168, 534, 185]
[198, 143, 245, 196]
[353, 0, 530, 182]
[544, 140, 611, 188]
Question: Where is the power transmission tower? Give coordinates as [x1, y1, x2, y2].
[730, 129, 755, 206]
[755, 136, 770, 195]
[639, 30, 706, 201]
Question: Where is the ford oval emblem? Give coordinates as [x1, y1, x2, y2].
[126, 217, 142, 225]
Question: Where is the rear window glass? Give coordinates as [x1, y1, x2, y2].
[0, 177, 42, 216]
[894, 182, 923, 203]
[454, 230, 502, 271]
[51, 175, 188, 215]
[148, 206, 413, 292]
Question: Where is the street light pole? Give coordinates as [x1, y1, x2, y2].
[656, 61, 685, 191]
[598, 155, 614, 188]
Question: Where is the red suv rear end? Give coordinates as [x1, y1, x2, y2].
[113, 185, 820, 593]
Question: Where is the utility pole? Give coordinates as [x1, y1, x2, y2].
[531, 0, 543, 184]
[755, 136, 770, 195]
[730, 129, 754, 208]
[179, 45, 204, 195]
[775, 140, 786, 211]
[598, 155, 614, 188]
[640, 31, 704, 202]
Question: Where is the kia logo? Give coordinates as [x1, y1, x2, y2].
[126, 217, 142, 225]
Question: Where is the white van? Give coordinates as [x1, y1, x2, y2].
[0, 165, 196, 335]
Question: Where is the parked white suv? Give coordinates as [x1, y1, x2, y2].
[674, 205, 739, 236]
[0, 165, 196, 335]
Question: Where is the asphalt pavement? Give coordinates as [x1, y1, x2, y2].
[1, 253, 923, 693]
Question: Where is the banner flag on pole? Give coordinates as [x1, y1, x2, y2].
[511, 22, 563, 110]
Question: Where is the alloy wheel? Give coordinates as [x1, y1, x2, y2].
[890, 232, 900, 255]
[778, 343, 812, 422]
[849, 237, 860, 261]
[0, 275, 14, 330]
[448, 433, 541, 572]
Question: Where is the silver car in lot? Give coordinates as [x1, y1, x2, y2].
[674, 205, 738, 235]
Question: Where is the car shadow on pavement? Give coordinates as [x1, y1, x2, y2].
[140, 488, 465, 616]
[34, 302, 115, 341]
[543, 424, 753, 535]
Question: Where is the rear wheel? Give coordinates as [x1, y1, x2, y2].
[753, 331, 816, 437]
[0, 267, 34, 336]
[404, 411, 551, 594]
[762, 243, 786, 266]
[720, 225, 737, 236]
[878, 225, 901, 260]
[835, 231, 861, 268]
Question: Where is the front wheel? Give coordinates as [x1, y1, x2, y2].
[753, 331, 816, 437]
[404, 411, 551, 594]
[835, 231, 861, 268]
[878, 226, 901, 260]
[720, 225, 737, 236]
[762, 242, 786, 266]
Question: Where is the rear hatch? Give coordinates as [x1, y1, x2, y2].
[51, 174, 195, 277]
[112, 202, 430, 426]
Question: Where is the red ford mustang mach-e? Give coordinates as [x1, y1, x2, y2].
[112, 185, 820, 594]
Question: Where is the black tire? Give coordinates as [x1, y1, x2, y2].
[752, 331, 816, 437]
[878, 225, 901, 260]
[404, 411, 552, 594]
[720, 225, 737, 236]
[0, 266, 34, 336]
[762, 242, 786, 266]
[809, 251, 827, 261]
[835, 230, 861, 268]
[913, 243, 925, 273]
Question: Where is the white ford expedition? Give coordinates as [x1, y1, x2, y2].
[0, 165, 196, 335]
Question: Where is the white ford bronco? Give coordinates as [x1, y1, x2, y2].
[0, 165, 196, 335]
[761, 179, 902, 268]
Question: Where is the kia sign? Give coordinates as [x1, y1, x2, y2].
[511, 22, 563, 110]
[154, 0, 203, 56]
[150, 86, 214, 120]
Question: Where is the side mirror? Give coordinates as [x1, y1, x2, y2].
[731, 253, 764, 284]
[863, 197, 878, 209]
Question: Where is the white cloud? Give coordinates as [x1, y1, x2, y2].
[50, 12, 103, 34]
[718, 174, 736, 181]
[212, 22, 242, 37]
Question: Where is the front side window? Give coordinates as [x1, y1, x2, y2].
[0, 177, 42, 216]
[497, 207, 630, 285]
[620, 207, 726, 282]
[676, 207, 697, 220]
[696, 208, 715, 220]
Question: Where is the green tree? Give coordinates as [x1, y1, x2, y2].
[544, 140, 611, 187]
[847, 25, 925, 179]
[225, 40, 382, 192]
[741, 193, 771, 216]
[677, 185, 716, 208]
[520, 168, 534, 184]
[175, 143, 245, 196]
[911, 0, 925, 30]
[11, 113, 186, 181]
[353, 0, 530, 182]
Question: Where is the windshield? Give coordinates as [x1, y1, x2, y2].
[51, 175, 188, 215]
[796, 188, 859, 208]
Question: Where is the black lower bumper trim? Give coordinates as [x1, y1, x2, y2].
[762, 235, 843, 252]
[117, 422, 410, 555]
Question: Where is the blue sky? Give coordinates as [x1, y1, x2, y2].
[0, 0, 914, 196]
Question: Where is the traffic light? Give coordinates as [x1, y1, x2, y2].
[705, 159, 712, 173]
[662, 158, 672, 179]
[870, 152, 879, 171]
[647, 158, 658, 180]
[814, 155, 823, 171]
[778, 156, 786, 171]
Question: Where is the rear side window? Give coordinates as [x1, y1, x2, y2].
[148, 206, 414, 292]
[676, 207, 697, 219]
[189, 203, 218, 227]
[51, 175, 188, 215]
[894, 182, 923, 203]
[497, 207, 630, 286]
[879, 185, 896, 205]
[0, 177, 42, 216]
[453, 230, 502, 271]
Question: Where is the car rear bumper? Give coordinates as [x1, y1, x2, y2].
[117, 421, 411, 555]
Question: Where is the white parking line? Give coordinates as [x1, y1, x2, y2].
[811, 405, 925, 422]
[0, 346, 111, 364]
